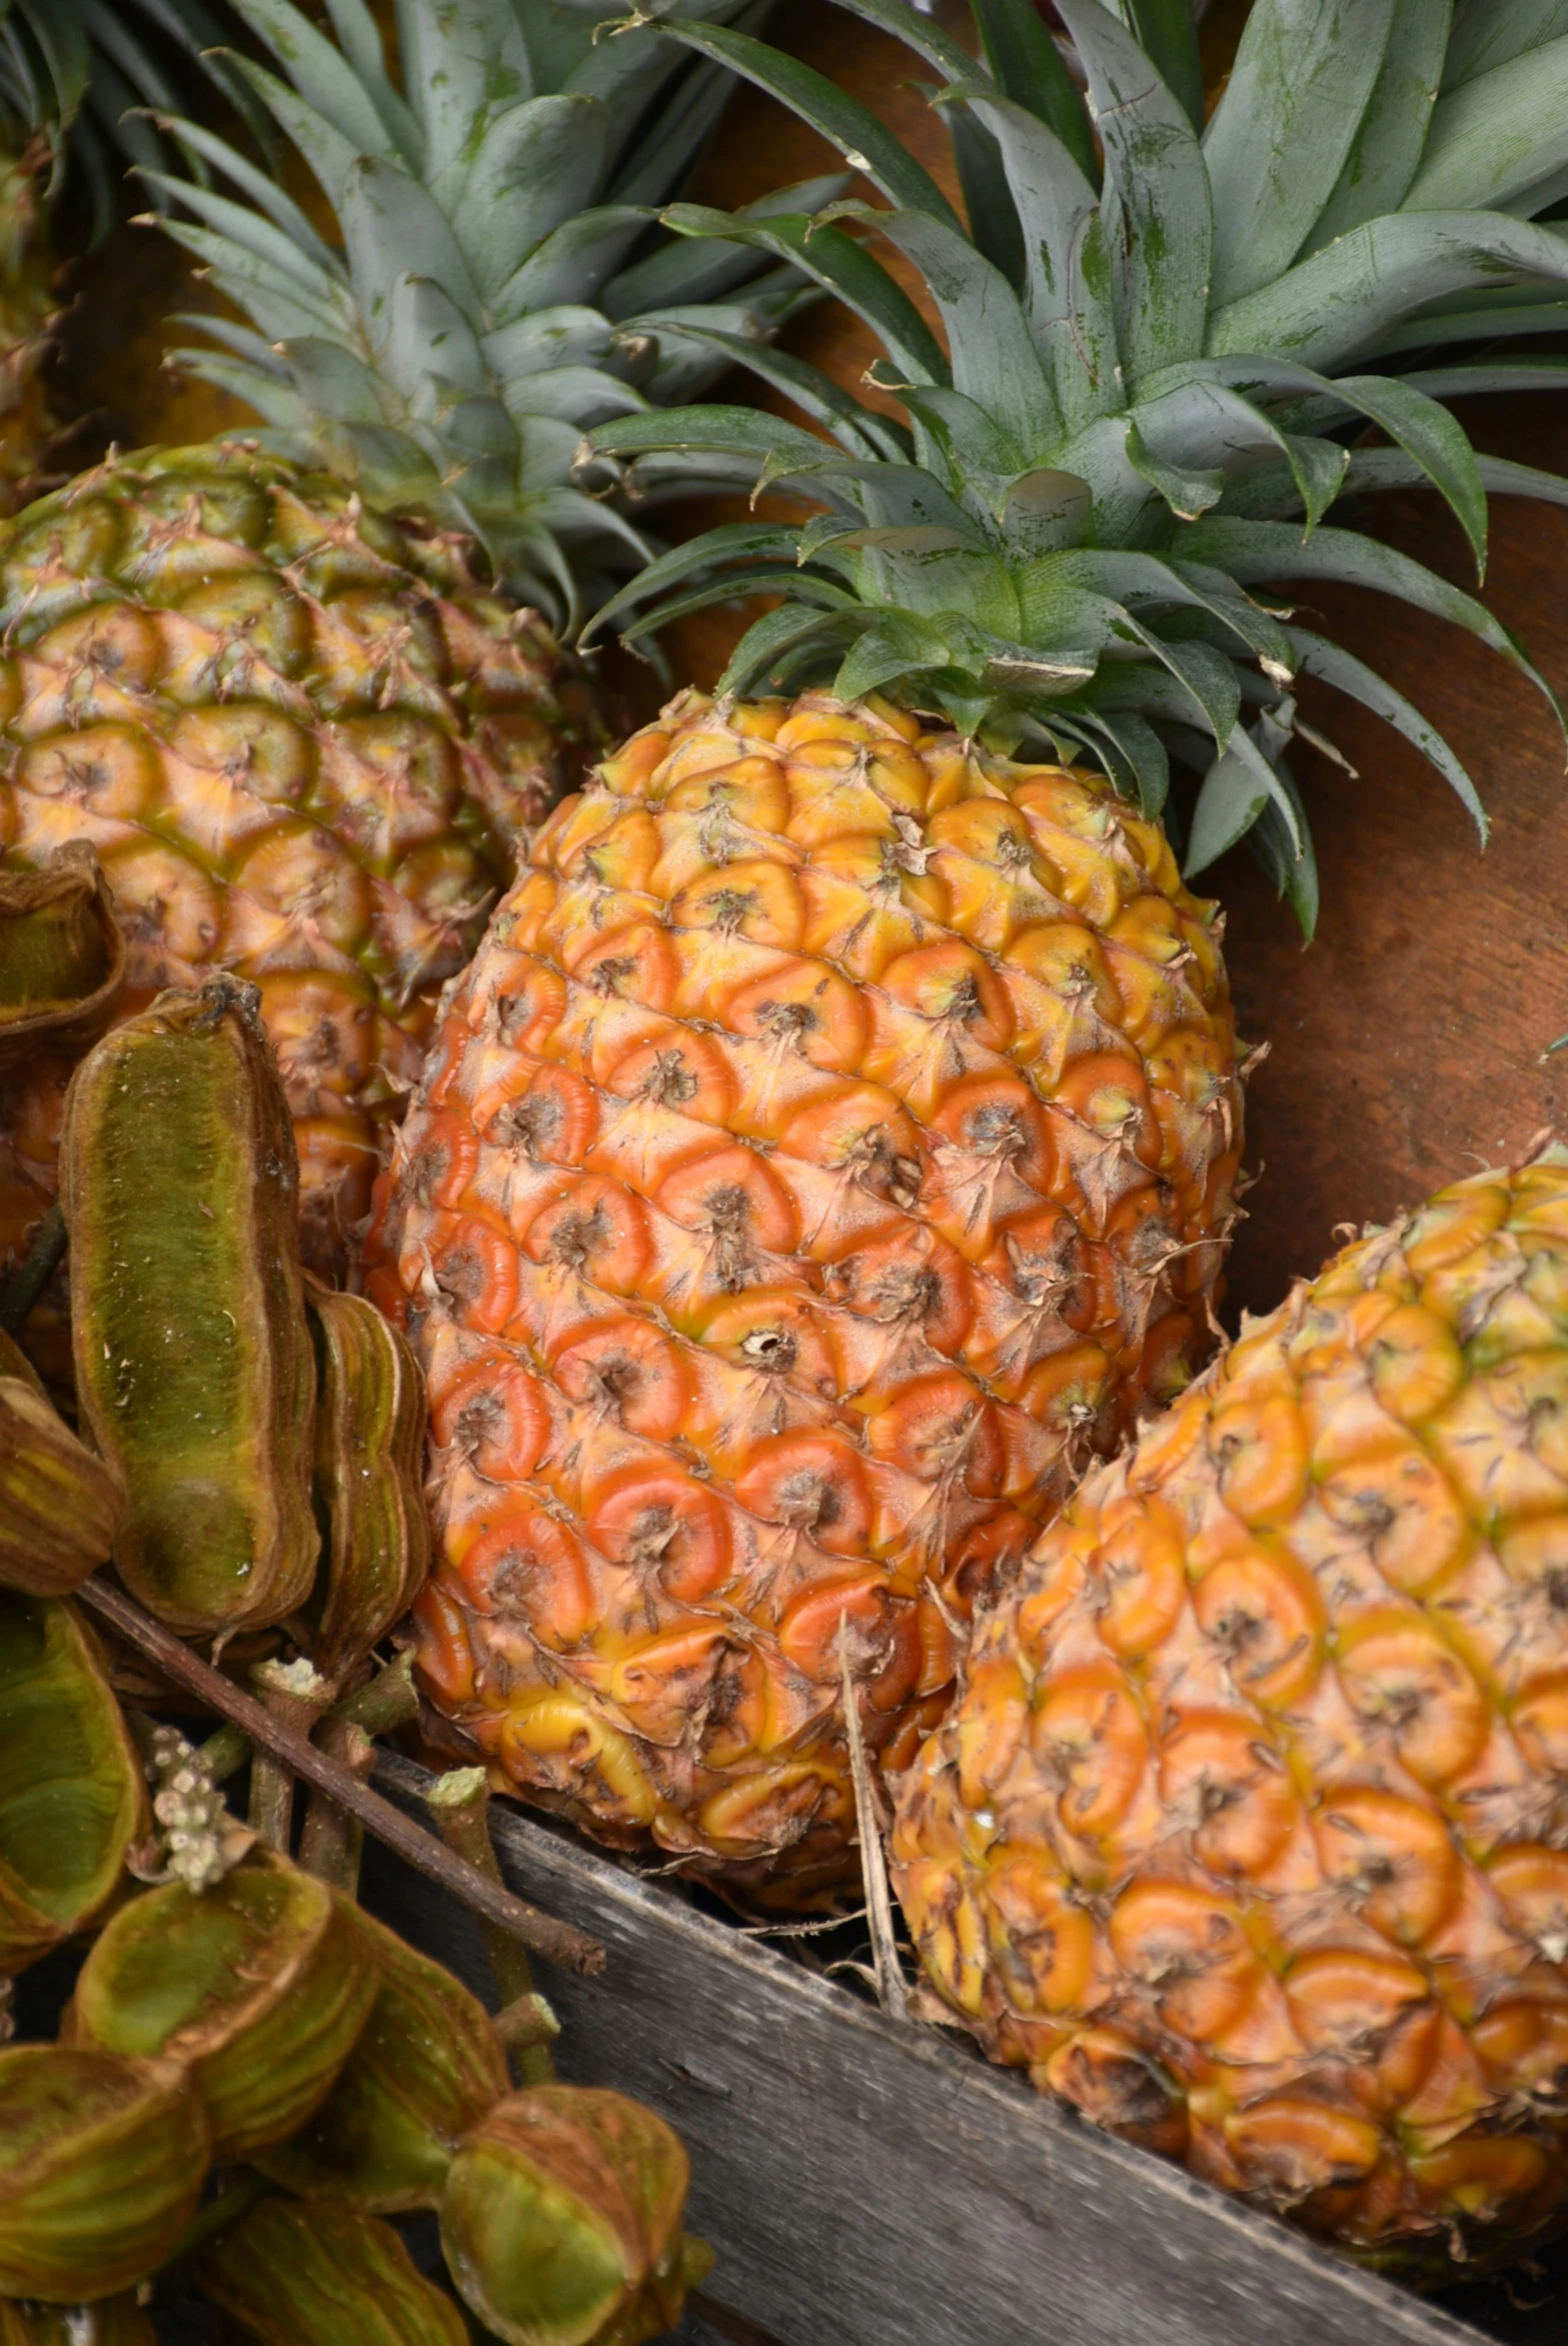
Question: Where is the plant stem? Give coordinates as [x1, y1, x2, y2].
[332, 1647, 420, 1737]
[0, 1204, 65, 1335]
[197, 1722, 251, 1785]
[75, 1576, 605, 1976]
[248, 1660, 331, 1853]
[298, 1716, 374, 1894]
[164, 2169, 271, 2269]
[428, 1767, 558, 2084]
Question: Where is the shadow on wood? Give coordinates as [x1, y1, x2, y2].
[367, 1754, 1544, 2346]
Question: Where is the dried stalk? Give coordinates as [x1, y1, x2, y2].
[249, 1658, 331, 1852]
[298, 1716, 375, 1893]
[428, 1766, 559, 2085]
[77, 1577, 604, 1976]
[838, 1622, 909, 2022]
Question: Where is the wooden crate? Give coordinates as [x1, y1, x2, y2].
[365, 1755, 1551, 2346]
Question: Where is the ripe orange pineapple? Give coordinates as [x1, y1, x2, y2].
[363, 686, 1242, 1900]
[893, 1147, 1568, 2276]
[370, 0, 1568, 1899]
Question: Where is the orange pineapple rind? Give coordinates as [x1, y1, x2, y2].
[366, 689, 1244, 1905]
[893, 1147, 1568, 2274]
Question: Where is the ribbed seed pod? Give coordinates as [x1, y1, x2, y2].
[194, 2198, 468, 2346]
[66, 1853, 380, 2163]
[61, 976, 318, 1634]
[0, 847, 127, 1404]
[0, 2046, 210, 2301]
[0, 1373, 124, 1596]
[894, 1149, 1568, 2277]
[0, 845, 125, 1075]
[440, 2086, 707, 2346]
[0, 1590, 148, 1974]
[259, 1903, 507, 2211]
[306, 1284, 430, 1680]
[0, 2297, 156, 2345]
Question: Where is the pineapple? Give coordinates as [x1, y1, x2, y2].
[0, 446, 584, 1285]
[359, 0, 1568, 1902]
[0, 0, 820, 1292]
[364, 689, 1241, 1902]
[892, 1143, 1568, 2277]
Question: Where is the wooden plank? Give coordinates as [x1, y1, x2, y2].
[367, 1755, 1493, 2346]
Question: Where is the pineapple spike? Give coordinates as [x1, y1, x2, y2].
[148, 0, 834, 631]
[586, 0, 1568, 935]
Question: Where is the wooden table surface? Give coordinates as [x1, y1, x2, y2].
[57, 0, 1568, 1329]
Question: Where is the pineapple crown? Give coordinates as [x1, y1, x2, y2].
[150, 0, 844, 626]
[583, 0, 1568, 933]
[0, 0, 254, 234]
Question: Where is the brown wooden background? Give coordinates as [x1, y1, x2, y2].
[55, 0, 1568, 1328]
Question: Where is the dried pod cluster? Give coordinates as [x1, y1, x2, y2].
[0, 965, 710, 2340]
[0, 847, 125, 1074]
[0, 1590, 147, 1975]
[0, 1529, 706, 2338]
[0, 1368, 123, 1597]
[259, 1905, 508, 2211]
[0, 2046, 210, 2301]
[68, 1854, 382, 2163]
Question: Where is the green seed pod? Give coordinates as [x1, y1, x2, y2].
[0, 1373, 125, 1596]
[0, 2046, 210, 2302]
[258, 1903, 507, 2211]
[61, 976, 318, 1634]
[0, 845, 125, 1075]
[306, 1283, 429, 1679]
[66, 1852, 381, 2163]
[194, 2198, 469, 2346]
[440, 2086, 710, 2346]
[0, 2296, 156, 2345]
[0, 1590, 148, 1974]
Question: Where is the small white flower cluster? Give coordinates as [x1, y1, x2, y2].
[142, 1723, 253, 1892]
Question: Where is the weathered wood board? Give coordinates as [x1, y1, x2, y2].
[367, 1755, 1536, 2346]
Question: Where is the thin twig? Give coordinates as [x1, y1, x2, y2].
[77, 1577, 605, 1977]
[837, 1621, 908, 2022]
